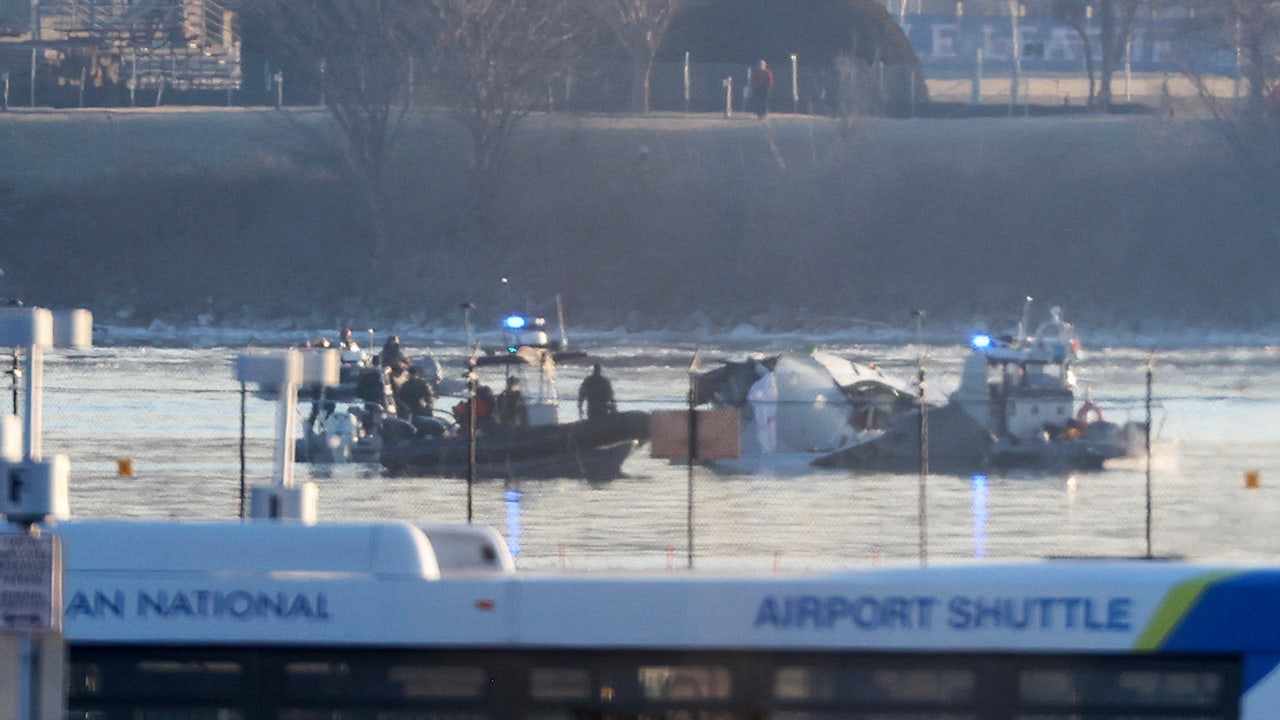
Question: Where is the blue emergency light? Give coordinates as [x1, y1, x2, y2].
[503, 314, 527, 330]
[970, 333, 992, 350]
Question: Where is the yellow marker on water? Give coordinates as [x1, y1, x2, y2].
[1246, 470, 1260, 489]
[117, 458, 134, 477]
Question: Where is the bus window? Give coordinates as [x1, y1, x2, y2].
[530, 667, 593, 701]
[67, 648, 256, 720]
[638, 666, 732, 701]
[772, 714, 973, 720]
[283, 660, 489, 701]
[68, 657, 247, 704]
[389, 665, 489, 699]
[1020, 666, 1226, 707]
[774, 666, 975, 703]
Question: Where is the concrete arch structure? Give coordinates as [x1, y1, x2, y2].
[661, 0, 926, 116]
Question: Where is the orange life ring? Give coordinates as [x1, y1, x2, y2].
[1075, 401, 1103, 428]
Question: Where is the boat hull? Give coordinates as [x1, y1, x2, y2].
[379, 411, 651, 481]
[812, 405, 1147, 474]
[988, 420, 1148, 471]
[810, 402, 992, 474]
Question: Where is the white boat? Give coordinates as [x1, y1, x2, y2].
[962, 304, 1147, 469]
[296, 351, 451, 465]
[814, 301, 1146, 473]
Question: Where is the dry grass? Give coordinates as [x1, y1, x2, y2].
[0, 105, 1270, 333]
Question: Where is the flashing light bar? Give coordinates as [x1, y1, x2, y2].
[970, 333, 993, 350]
[503, 315, 527, 331]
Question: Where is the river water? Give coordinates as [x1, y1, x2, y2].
[17, 331, 1280, 571]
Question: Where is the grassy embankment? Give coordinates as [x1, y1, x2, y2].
[0, 106, 1268, 334]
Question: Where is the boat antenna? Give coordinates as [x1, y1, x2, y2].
[8, 345, 17, 416]
[686, 348, 703, 569]
[555, 293, 568, 350]
[461, 302, 476, 348]
[466, 359, 477, 523]
[1018, 295, 1033, 343]
[1144, 351, 1155, 559]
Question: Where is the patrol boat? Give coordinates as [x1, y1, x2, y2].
[814, 302, 1147, 473]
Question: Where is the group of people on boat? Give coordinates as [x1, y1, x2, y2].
[451, 376, 530, 436]
[302, 327, 623, 443]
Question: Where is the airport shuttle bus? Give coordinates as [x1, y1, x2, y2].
[57, 519, 1273, 719]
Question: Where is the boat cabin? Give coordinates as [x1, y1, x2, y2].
[957, 307, 1082, 443]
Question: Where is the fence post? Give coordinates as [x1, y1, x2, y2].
[722, 76, 733, 118]
[274, 70, 283, 109]
[790, 54, 798, 113]
[683, 51, 690, 112]
[2, 72, 8, 111]
[971, 46, 982, 105]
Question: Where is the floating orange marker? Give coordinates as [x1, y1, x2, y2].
[1246, 470, 1260, 489]
[117, 458, 134, 477]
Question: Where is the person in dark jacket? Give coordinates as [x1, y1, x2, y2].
[378, 335, 409, 370]
[577, 364, 617, 420]
[494, 376, 529, 427]
[749, 59, 774, 118]
[396, 365, 435, 420]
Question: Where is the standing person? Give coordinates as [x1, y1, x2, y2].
[378, 335, 409, 370]
[749, 59, 774, 118]
[494, 376, 529, 427]
[577, 364, 617, 421]
[387, 365, 409, 408]
[475, 385, 498, 432]
[396, 365, 436, 420]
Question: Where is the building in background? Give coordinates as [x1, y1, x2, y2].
[0, 0, 240, 106]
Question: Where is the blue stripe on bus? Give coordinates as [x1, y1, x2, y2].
[1157, 571, 1280, 692]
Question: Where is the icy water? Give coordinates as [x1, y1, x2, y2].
[20, 334, 1280, 571]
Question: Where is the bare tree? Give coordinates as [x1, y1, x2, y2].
[1195, 0, 1280, 112]
[1052, 0, 1099, 104]
[587, 0, 698, 114]
[252, 0, 422, 271]
[1094, 0, 1141, 109]
[427, 0, 588, 208]
[1184, 0, 1280, 235]
[1050, 0, 1140, 110]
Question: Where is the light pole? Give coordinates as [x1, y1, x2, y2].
[912, 309, 928, 566]
[790, 54, 798, 113]
[461, 302, 476, 349]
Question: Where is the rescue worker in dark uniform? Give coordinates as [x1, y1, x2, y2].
[577, 363, 617, 420]
[396, 365, 435, 420]
[494, 376, 529, 427]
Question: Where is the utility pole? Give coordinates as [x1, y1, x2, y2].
[912, 309, 928, 566]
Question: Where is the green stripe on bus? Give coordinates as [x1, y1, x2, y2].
[1134, 572, 1236, 651]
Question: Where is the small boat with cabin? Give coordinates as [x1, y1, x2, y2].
[813, 302, 1146, 473]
